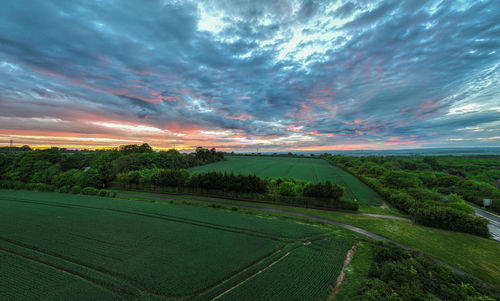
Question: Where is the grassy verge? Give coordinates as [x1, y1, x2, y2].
[120, 191, 500, 285]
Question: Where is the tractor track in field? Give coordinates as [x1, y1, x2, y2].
[211, 251, 291, 300]
[0, 236, 168, 298]
[120, 192, 466, 276]
[197, 233, 329, 300]
[192, 243, 290, 300]
[0, 245, 133, 300]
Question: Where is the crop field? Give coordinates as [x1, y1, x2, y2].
[0, 190, 351, 300]
[189, 156, 383, 206]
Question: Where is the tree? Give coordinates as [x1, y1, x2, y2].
[279, 181, 297, 196]
[423, 156, 441, 170]
[382, 171, 421, 189]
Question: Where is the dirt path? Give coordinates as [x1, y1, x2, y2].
[119, 192, 465, 275]
[329, 244, 358, 300]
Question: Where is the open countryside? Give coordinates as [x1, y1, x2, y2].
[1, 147, 500, 300]
[1, 0, 500, 300]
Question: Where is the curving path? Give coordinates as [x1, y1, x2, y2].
[119, 192, 464, 275]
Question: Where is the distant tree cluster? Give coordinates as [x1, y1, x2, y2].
[323, 154, 497, 237]
[0, 144, 224, 192]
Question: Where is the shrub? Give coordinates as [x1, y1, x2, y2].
[358, 242, 497, 301]
[303, 181, 343, 200]
[81, 187, 99, 195]
[58, 185, 71, 193]
[414, 207, 490, 237]
[98, 189, 108, 197]
[279, 182, 297, 196]
[407, 187, 443, 202]
[382, 171, 421, 188]
[188, 171, 267, 194]
[33, 183, 56, 192]
[71, 185, 82, 194]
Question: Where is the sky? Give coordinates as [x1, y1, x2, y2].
[0, 0, 499, 152]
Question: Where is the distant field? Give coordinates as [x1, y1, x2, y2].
[0, 190, 350, 300]
[189, 156, 383, 206]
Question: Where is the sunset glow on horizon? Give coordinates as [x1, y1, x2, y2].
[1, 1, 499, 152]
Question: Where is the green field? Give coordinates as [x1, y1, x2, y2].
[189, 156, 383, 206]
[121, 191, 500, 286]
[0, 190, 351, 300]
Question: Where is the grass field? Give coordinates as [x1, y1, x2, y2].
[189, 156, 383, 206]
[0, 190, 351, 300]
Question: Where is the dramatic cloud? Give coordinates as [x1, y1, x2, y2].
[0, 0, 499, 151]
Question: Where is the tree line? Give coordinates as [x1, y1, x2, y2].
[115, 168, 355, 210]
[0, 144, 224, 191]
[323, 154, 494, 237]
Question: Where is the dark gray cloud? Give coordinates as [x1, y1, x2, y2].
[0, 0, 499, 150]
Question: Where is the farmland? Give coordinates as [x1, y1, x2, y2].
[0, 190, 351, 300]
[189, 156, 383, 206]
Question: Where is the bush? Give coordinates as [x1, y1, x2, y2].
[58, 185, 71, 193]
[0, 180, 26, 190]
[279, 181, 297, 196]
[98, 189, 108, 197]
[382, 171, 421, 188]
[414, 206, 490, 237]
[33, 183, 56, 192]
[188, 172, 267, 194]
[358, 242, 497, 301]
[81, 187, 99, 195]
[303, 181, 343, 200]
[71, 185, 82, 194]
[336, 199, 359, 211]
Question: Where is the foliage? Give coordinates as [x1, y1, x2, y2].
[323, 154, 493, 237]
[0, 144, 224, 191]
[382, 171, 421, 189]
[303, 180, 344, 200]
[278, 181, 297, 196]
[414, 206, 490, 237]
[356, 242, 498, 300]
